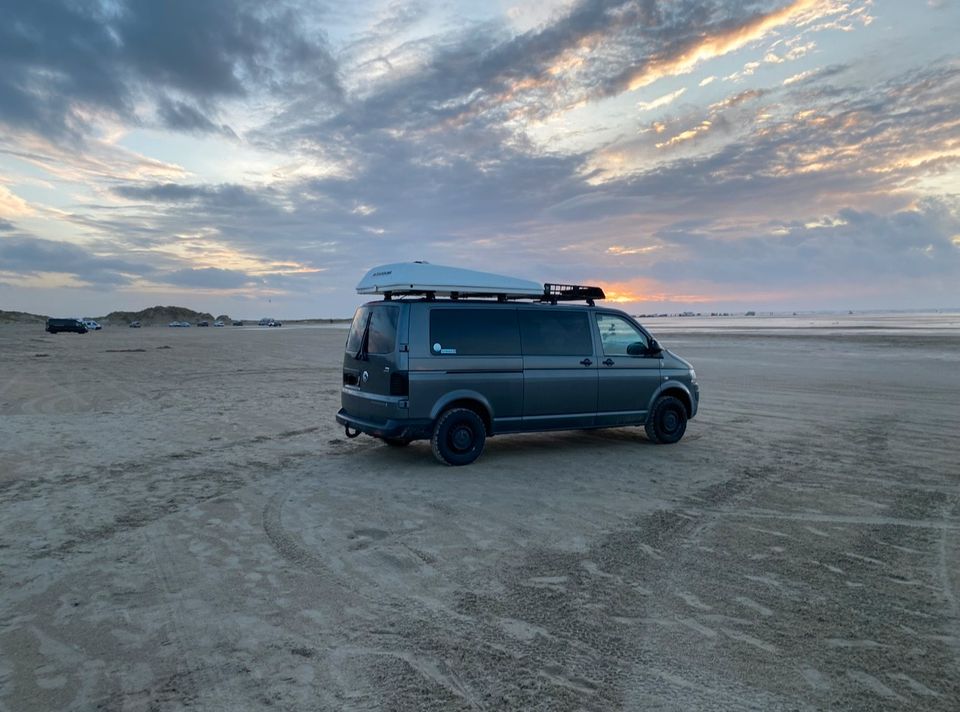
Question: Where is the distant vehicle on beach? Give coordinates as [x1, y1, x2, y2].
[197, 320, 210, 327]
[213, 321, 225, 327]
[129, 321, 141, 328]
[168, 321, 191, 327]
[233, 320, 244, 326]
[45, 318, 87, 334]
[82, 319, 102, 330]
[258, 318, 282, 327]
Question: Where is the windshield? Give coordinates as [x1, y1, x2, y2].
[345, 305, 399, 356]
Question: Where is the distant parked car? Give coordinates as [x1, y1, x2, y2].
[233, 320, 244, 326]
[168, 321, 190, 327]
[197, 320, 210, 327]
[82, 319, 102, 330]
[46, 318, 87, 334]
[259, 318, 283, 327]
[129, 320, 141, 328]
[213, 321, 225, 327]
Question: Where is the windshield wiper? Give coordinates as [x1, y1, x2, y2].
[354, 312, 372, 361]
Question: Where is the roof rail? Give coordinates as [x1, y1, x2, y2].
[541, 283, 606, 306]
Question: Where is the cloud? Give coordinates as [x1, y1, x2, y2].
[637, 88, 687, 112]
[69, 53, 960, 312]
[0, 0, 339, 141]
[614, 0, 830, 94]
[112, 182, 275, 211]
[162, 267, 259, 289]
[0, 184, 34, 218]
[647, 201, 960, 288]
[0, 234, 155, 287]
[155, 97, 237, 137]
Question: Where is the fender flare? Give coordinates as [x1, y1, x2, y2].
[647, 380, 695, 416]
[429, 389, 495, 424]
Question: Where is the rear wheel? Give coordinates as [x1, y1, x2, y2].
[431, 408, 486, 466]
[645, 396, 688, 444]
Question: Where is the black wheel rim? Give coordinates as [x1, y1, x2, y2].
[450, 425, 474, 452]
[661, 408, 681, 435]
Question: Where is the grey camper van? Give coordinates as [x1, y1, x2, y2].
[336, 263, 699, 465]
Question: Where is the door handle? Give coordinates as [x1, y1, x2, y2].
[580, 358, 592, 366]
[603, 358, 614, 366]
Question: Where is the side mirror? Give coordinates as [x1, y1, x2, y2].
[626, 342, 646, 356]
[646, 339, 662, 356]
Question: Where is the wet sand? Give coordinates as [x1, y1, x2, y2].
[1, 320, 958, 710]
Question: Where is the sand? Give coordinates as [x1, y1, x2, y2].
[1, 318, 958, 710]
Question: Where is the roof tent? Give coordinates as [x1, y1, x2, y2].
[356, 262, 605, 304]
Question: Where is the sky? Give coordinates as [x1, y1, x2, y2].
[1, 0, 958, 318]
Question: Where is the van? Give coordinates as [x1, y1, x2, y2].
[336, 263, 699, 465]
[45, 318, 88, 334]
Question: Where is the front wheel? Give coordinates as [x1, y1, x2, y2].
[431, 408, 486, 466]
[645, 396, 688, 444]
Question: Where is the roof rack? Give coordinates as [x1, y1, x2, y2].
[541, 283, 606, 306]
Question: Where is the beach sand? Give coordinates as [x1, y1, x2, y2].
[1, 318, 958, 710]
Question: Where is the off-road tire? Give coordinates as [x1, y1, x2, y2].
[383, 437, 410, 447]
[645, 396, 688, 444]
[431, 408, 486, 466]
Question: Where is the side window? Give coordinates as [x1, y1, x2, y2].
[429, 309, 520, 355]
[519, 310, 593, 356]
[596, 313, 649, 356]
[345, 306, 369, 353]
[367, 307, 399, 354]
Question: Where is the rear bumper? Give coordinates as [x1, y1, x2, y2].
[336, 409, 433, 441]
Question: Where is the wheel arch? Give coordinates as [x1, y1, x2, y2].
[429, 391, 493, 434]
[650, 383, 694, 418]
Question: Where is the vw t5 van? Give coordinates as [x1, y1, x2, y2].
[336, 263, 699, 465]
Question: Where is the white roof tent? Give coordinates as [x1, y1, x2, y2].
[356, 262, 606, 305]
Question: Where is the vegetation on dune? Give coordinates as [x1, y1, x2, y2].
[100, 306, 220, 326]
[0, 309, 47, 324]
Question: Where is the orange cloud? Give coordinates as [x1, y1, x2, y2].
[656, 120, 712, 148]
[622, 0, 828, 93]
[0, 184, 34, 218]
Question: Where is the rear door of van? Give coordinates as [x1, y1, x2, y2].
[342, 303, 405, 419]
[519, 308, 598, 430]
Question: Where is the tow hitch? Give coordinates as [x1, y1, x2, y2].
[344, 425, 361, 439]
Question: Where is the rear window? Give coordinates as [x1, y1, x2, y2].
[346, 305, 399, 355]
[429, 308, 520, 356]
[519, 310, 593, 356]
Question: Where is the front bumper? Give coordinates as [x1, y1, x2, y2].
[336, 409, 433, 441]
